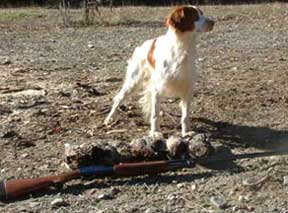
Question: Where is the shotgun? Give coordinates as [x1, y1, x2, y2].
[1, 149, 288, 201]
[0, 160, 193, 200]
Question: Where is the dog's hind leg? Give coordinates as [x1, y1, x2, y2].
[104, 60, 142, 125]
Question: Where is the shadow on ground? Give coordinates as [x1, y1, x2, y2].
[193, 117, 288, 150]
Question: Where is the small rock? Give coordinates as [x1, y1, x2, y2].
[51, 198, 68, 207]
[21, 153, 29, 158]
[39, 164, 49, 170]
[247, 206, 255, 211]
[110, 187, 121, 195]
[0, 104, 12, 115]
[14, 67, 27, 73]
[167, 194, 177, 201]
[238, 195, 250, 202]
[29, 202, 39, 208]
[177, 183, 185, 189]
[191, 184, 197, 191]
[16, 206, 27, 212]
[198, 58, 205, 62]
[210, 196, 227, 209]
[95, 211, 105, 213]
[238, 195, 245, 202]
[93, 188, 120, 200]
[88, 43, 95, 48]
[97, 193, 112, 200]
[60, 89, 72, 97]
[97, 194, 108, 199]
[144, 207, 157, 213]
[283, 176, 288, 186]
[86, 129, 94, 137]
[229, 189, 236, 196]
[2, 58, 12, 65]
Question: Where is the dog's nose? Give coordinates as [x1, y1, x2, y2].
[208, 18, 215, 26]
[206, 18, 215, 31]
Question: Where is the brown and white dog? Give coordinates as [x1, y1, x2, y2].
[105, 5, 215, 137]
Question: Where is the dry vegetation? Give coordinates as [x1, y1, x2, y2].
[0, 3, 288, 212]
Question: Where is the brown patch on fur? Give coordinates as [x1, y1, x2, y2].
[166, 6, 200, 33]
[147, 39, 157, 68]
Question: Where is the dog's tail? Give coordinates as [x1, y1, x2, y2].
[139, 89, 152, 121]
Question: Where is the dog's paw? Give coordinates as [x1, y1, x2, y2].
[104, 116, 111, 126]
[182, 131, 197, 138]
[149, 131, 164, 140]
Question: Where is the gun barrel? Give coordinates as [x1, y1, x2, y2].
[0, 170, 80, 200]
[114, 160, 170, 176]
[114, 160, 194, 176]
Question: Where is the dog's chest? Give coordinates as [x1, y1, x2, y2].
[156, 46, 197, 97]
[164, 47, 196, 81]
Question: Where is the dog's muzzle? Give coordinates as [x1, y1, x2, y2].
[205, 17, 215, 32]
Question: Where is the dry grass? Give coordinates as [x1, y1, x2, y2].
[0, 3, 286, 29]
[0, 8, 46, 21]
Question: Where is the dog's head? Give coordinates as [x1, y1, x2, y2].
[166, 6, 215, 33]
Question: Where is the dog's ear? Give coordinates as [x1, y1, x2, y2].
[166, 6, 199, 33]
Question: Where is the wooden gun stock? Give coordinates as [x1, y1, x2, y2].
[0, 170, 80, 200]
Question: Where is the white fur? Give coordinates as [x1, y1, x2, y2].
[104, 6, 214, 137]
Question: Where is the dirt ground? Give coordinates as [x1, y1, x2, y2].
[0, 3, 288, 212]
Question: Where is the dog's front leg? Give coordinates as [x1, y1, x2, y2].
[180, 97, 191, 137]
[149, 90, 162, 139]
